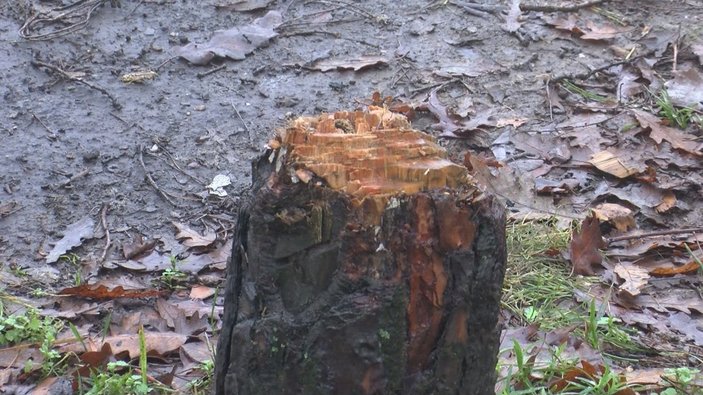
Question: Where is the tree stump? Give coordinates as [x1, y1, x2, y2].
[215, 107, 506, 395]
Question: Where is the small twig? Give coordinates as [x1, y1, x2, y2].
[546, 77, 554, 121]
[197, 64, 227, 79]
[109, 112, 130, 124]
[28, 111, 57, 139]
[672, 25, 681, 73]
[280, 30, 379, 48]
[278, 6, 344, 29]
[606, 227, 703, 245]
[99, 203, 111, 263]
[158, 145, 206, 184]
[59, 168, 90, 187]
[448, 0, 494, 17]
[520, 0, 608, 12]
[19, 0, 108, 41]
[154, 56, 178, 72]
[311, 0, 377, 20]
[550, 52, 651, 84]
[138, 145, 180, 207]
[127, 0, 145, 16]
[31, 60, 121, 109]
[283, 0, 300, 15]
[409, 78, 460, 97]
[231, 101, 255, 147]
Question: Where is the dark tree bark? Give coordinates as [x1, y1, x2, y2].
[215, 109, 506, 395]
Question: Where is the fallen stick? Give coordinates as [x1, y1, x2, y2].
[31, 60, 121, 109]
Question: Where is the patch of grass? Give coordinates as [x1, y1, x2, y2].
[60, 253, 83, 286]
[81, 326, 160, 395]
[8, 263, 29, 278]
[583, 299, 637, 353]
[592, 7, 626, 26]
[659, 367, 702, 394]
[497, 339, 637, 395]
[0, 306, 62, 347]
[560, 80, 609, 103]
[561, 363, 632, 394]
[159, 256, 188, 290]
[503, 218, 581, 329]
[188, 359, 215, 395]
[655, 89, 702, 129]
[500, 219, 642, 394]
[0, 305, 66, 376]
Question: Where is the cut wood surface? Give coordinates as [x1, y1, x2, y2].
[215, 107, 507, 395]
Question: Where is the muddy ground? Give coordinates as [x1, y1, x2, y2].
[1, 0, 703, 393]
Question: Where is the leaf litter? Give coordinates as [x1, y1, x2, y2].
[177, 11, 282, 65]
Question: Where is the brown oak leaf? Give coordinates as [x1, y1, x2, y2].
[570, 214, 605, 275]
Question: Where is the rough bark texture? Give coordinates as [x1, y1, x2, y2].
[215, 108, 506, 395]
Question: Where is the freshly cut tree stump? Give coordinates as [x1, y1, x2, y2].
[215, 107, 506, 395]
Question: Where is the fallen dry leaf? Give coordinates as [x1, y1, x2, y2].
[156, 299, 209, 336]
[580, 20, 627, 41]
[177, 11, 282, 65]
[570, 214, 605, 276]
[669, 312, 703, 346]
[122, 235, 157, 259]
[589, 151, 640, 179]
[655, 190, 677, 213]
[664, 66, 703, 109]
[649, 260, 700, 276]
[591, 203, 635, 233]
[118, 250, 172, 272]
[623, 368, 667, 386]
[543, 15, 626, 42]
[58, 284, 166, 299]
[46, 216, 95, 263]
[0, 346, 41, 369]
[60, 332, 187, 359]
[496, 118, 528, 128]
[173, 222, 217, 248]
[613, 262, 650, 297]
[215, 0, 273, 11]
[308, 55, 389, 72]
[542, 14, 581, 35]
[27, 376, 60, 395]
[74, 343, 113, 379]
[629, 289, 703, 314]
[633, 109, 702, 156]
[190, 285, 216, 300]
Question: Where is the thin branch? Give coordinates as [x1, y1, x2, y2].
[99, 203, 111, 263]
[58, 168, 90, 188]
[520, 0, 608, 12]
[231, 101, 255, 147]
[31, 60, 121, 109]
[138, 145, 180, 207]
[606, 227, 703, 245]
[197, 64, 227, 79]
[280, 30, 380, 48]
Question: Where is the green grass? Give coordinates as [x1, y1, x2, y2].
[80, 326, 163, 394]
[0, 302, 66, 376]
[158, 256, 188, 290]
[503, 218, 578, 329]
[560, 80, 610, 103]
[499, 218, 642, 394]
[655, 89, 702, 129]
